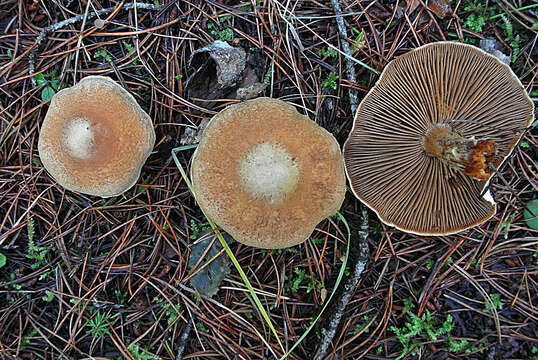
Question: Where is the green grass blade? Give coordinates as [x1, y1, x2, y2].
[171, 146, 284, 352]
[489, 4, 538, 20]
[172, 146, 350, 358]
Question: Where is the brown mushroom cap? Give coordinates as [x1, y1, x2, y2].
[343, 42, 534, 236]
[191, 97, 346, 249]
[38, 76, 156, 197]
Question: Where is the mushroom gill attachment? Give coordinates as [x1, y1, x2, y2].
[38, 76, 156, 198]
[344, 42, 534, 236]
[191, 97, 346, 249]
[423, 124, 497, 180]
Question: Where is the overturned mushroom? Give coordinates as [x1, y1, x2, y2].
[38, 76, 156, 197]
[344, 42, 534, 235]
[191, 97, 346, 249]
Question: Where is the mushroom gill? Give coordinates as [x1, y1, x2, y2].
[343, 42, 534, 236]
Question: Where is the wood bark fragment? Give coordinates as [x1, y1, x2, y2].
[315, 207, 369, 359]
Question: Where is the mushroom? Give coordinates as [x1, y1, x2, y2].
[343, 42, 534, 236]
[191, 97, 346, 249]
[38, 76, 156, 198]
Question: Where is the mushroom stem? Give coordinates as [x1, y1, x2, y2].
[423, 124, 496, 179]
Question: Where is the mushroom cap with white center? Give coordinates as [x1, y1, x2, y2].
[191, 97, 346, 249]
[38, 76, 156, 197]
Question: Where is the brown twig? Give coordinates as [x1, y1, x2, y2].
[314, 1, 371, 358]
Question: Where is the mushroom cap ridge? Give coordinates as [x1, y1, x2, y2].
[343, 41, 534, 236]
[38, 76, 156, 197]
[191, 97, 346, 249]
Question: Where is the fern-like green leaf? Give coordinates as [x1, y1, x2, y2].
[500, 14, 513, 39]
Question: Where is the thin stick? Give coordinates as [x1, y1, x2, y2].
[330, 0, 359, 113]
[315, 207, 369, 360]
[175, 299, 198, 360]
[72, 0, 92, 83]
[314, 1, 371, 358]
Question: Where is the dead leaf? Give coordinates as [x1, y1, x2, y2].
[320, 288, 328, 304]
[427, 0, 452, 19]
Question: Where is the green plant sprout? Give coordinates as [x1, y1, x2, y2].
[34, 71, 61, 102]
[128, 343, 161, 360]
[42, 290, 54, 302]
[289, 268, 324, 294]
[20, 329, 38, 350]
[462, 0, 497, 33]
[290, 268, 307, 293]
[464, 13, 486, 32]
[165, 304, 181, 324]
[425, 256, 452, 271]
[136, 176, 151, 194]
[94, 49, 112, 62]
[350, 28, 366, 52]
[373, 222, 384, 236]
[238, 0, 261, 12]
[263, 67, 273, 85]
[71, 298, 95, 313]
[196, 321, 210, 333]
[115, 290, 128, 304]
[350, 314, 373, 334]
[86, 310, 118, 338]
[8, 272, 21, 290]
[208, 23, 233, 41]
[154, 297, 182, 324]
[390, 299, 473, 358]
[26, 218, 50, 270]
[322, 72, 339, 90]
[122, 40, 142, 74]
[500, 15, 520, 62]
[317, 46, 338, 60]
[483, 293, 502, 313]
[531, 345, 538, 360]
[501, 213, 517, 239]
[470, 259, 478, 267]
[122, 41, 137, 62]
[307, 273, 324, 293]
[190, 219, 212, 239]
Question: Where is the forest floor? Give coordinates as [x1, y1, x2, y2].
[0, 0, 537, 359]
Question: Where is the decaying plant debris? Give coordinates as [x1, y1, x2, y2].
[0, 1, 537, 359]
